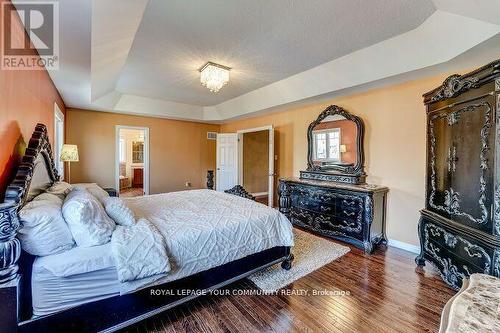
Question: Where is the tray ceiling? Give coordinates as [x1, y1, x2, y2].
[23, 0, 500, 122]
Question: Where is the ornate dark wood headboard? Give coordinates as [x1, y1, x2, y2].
[0, 123, 59, 330]
[5, 123, 59, 207]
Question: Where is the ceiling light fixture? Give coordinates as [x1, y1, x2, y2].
[199, 61, 230, 93]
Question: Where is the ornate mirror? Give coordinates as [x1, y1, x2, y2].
[301, 105, 366, 184]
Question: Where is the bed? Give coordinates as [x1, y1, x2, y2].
[0, 124, 294, 332]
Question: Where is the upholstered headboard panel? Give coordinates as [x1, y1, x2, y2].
[4, 124, 59, 207]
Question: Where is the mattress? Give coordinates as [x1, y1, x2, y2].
[32, 244, 120, 317]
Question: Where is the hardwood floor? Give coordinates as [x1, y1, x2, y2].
[120, 187, 144, 197]
[119, 238, 455, 333]
[255, 195, 268, 205]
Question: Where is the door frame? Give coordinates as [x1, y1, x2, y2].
[54, 103, 65, 180]
[216, 133, 239, 192]
[237, 125, 274, 207]
[115, 125, 150, 196]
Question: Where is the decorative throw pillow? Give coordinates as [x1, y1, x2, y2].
[104, 197, 136, 226]
[45, 181, 73, 200]
[62, 189, 116, 247]
[72, 183, 109, 205]
[19, 196, 75, 256]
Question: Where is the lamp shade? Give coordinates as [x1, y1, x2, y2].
[340, 144, 347, 153]
[60, 144, 79, 162]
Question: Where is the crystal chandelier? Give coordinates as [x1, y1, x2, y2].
[199, 62, 230, 93]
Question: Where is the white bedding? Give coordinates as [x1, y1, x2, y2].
[123, 190, 294, 286]
[32, 189, 294, 315]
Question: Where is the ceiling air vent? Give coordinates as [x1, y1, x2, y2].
[207, 132, 217, 140]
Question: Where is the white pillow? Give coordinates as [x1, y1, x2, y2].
[32, 192, 63, 205]
[72, 183, 109, 204]
[19, 196, 75, 256]
[104, 197, 136, 226]
[62, 189, 116, 247]
[45, 181, 73, 200]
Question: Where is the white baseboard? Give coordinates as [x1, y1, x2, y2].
[387, 239, 420, 254]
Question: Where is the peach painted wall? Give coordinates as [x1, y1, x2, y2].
[0, 0, 66, 200]
[66, 109, 219, 194]
[220, 73, 460, 247]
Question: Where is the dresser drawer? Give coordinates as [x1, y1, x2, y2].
[420, 219, 493, 288]
[292, 195, 319, 212]
[314, 214, 364, 238]
[292, 186, 338, 205]
[290, 207, 316, 228]
[290, 207, 364, 239]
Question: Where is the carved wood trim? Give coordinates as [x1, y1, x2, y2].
[0, 202, 21, 283]
[4, 123, 59, 207]
[1, 124, 58, 287]
[224, 185, 256, 200]
[423, 222, 491, 290]
[423, 59, 500, 105]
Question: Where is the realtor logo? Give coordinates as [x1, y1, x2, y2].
[1, 1, 59, 70]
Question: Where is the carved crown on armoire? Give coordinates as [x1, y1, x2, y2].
[415, 59, 500, 290]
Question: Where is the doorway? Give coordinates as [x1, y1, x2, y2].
[216, 126, 274, 207]
[115, 126, 150, 197]
[238, 126, 274, 206]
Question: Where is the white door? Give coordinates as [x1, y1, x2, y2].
[268, 127, 275, 206]
[216, 133, 238, 191]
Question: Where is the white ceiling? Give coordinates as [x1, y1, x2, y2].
[19, 0, 500, 122]
[117, 0, 435, 106]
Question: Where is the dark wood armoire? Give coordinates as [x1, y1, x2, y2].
[416, 59, 500, 289]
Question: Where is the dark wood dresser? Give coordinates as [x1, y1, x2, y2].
[416, 60, 500, 289]
[279, 177, 388, 253]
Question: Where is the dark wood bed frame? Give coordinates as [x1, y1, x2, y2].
[0, 124, 294, 333]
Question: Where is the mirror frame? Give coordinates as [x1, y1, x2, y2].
[306, 105, 365, 179]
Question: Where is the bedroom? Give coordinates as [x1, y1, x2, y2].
[1, 0, 499, 332]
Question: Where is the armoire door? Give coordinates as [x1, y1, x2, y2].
[426, 108, 454, 221]
[427, 97, 495, 233]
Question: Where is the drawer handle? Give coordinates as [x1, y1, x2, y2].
[320, 206, 332, 212]
[342, 200, 356, 206]
[343, 210, 356, 217]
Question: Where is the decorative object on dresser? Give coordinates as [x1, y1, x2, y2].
[279, 105, 388, 253]
[415, 59, 500, 290]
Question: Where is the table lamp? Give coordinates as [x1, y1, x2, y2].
[60, 144, 79, 183]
